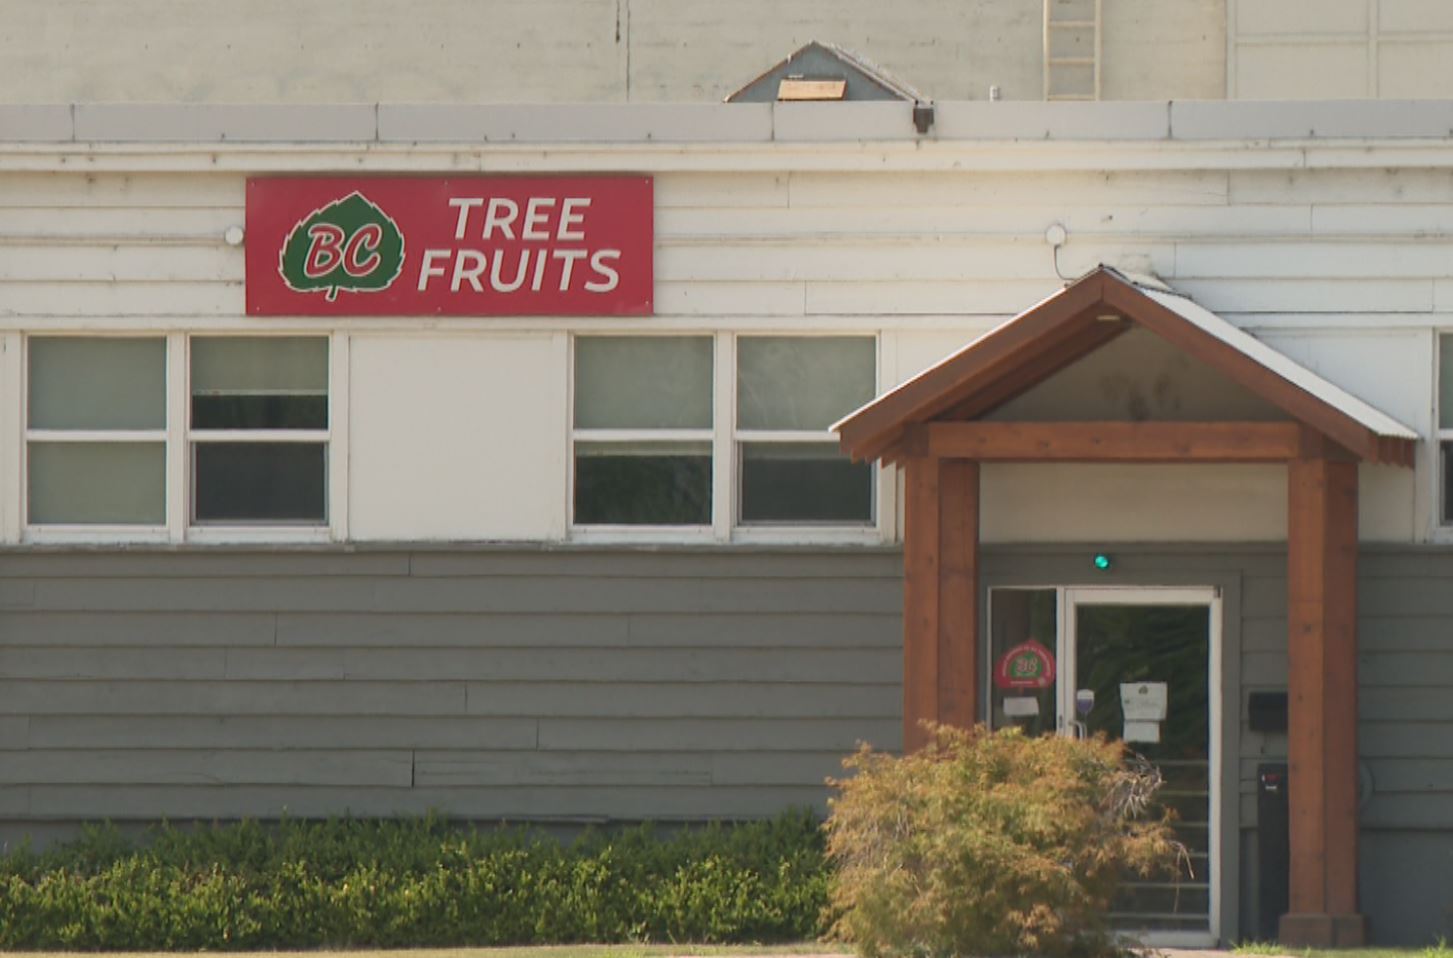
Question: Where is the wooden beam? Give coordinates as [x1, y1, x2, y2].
[838, 270, 1107, 459]
[901, 457, 981, 752]
[901, 457, 941, 753]
[940, 318, 1128, 422]
[1102, 281, 1390, 465]
[916, 420, 1306, 462]
[840, 268, 1415, 469]
[1280, 454, 1365, 947]
[938, 459, 980, 730]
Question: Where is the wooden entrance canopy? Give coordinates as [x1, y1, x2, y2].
[834, 266, 1418, 948]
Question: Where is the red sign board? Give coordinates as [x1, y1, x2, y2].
[994, 639, 1056, 690]
[246, 176, 653, 316]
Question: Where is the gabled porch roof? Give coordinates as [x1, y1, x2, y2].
[834, 266, 1418, 468]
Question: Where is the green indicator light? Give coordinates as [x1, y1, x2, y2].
[1092, 553, 1113, 571]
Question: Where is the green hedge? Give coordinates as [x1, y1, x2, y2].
[0, 811, 830, 950]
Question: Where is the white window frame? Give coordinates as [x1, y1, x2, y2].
[21, 333, 170, 544]
[568, 331, 892, 544]
[567, 332, 717, 544]
[13, 331, 346, 546]
[731, 331, 885, 545]
[185, 333, 335, 544]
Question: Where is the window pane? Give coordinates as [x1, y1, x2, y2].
[192, 337, 328, 430]
[574, 441, 711, 525]
[1441, 335, 1453, 430]
[1444, 442, 1453, 525]
[193, 395, 328, 430]
[192, 337, 328, 392]
[28, 442, 165, 525]
[739, 442, 872, 523]
[737, 337, 875, 431]
[574, 336, 712, 430]
[29, 338, 165, 430]
[989, 588, 1058, 737]
[193, 442, 326, 523]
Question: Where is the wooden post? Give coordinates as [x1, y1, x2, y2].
[939, 459, 980, 730]
[902, 457, 980, 752]
[1280, 451, 1365, 947]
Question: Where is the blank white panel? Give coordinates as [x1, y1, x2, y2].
[1359, 464, 1417, 542]
[1257, 331, 1430, 541]
[1235, 44, 1370, 99]
[1380, 0, 1453, 32]
[349, 335, 565, 541]
[1378, 42, 1453, 99]
[1256, 331, 1431, 434]
[981, 463, 1287, 543]
[1236, 0, 1368, 35]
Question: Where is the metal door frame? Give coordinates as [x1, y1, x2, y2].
[985, 585, 1223, 947]
[1064, 586, 1222, 947]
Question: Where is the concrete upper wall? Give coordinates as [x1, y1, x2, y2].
[2, 0, 1228, 104]
[1231, 0, 1453, 99]
[16, 1, 1453, 105]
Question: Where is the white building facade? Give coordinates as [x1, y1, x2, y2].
[0, 99, 1452, 944]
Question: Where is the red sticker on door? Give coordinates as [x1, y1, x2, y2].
[994, 639, 1057, 689]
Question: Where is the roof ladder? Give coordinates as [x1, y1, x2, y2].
[1043, 0, 1101, 101]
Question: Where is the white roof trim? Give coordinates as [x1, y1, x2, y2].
[7, 100, 1453, 146]
[1134, 283, 1419, 441]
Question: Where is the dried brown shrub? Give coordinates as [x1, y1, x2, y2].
[824, 723, 1184, 958]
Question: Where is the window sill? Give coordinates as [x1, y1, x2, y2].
[23, 527, 171, 545]
[566, 525, 888, 547]
[568, 526, 717, 546]
[185, 526, 333, 545]
[732, 526, 886, 546]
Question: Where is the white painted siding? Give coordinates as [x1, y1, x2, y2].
[348, 335, 568, 542]
[982, 463, 1288, 543]
[0, 134, 1447, 544]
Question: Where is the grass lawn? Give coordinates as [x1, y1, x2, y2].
[1233, 942, 1453, 958]
[0, 946, 847, 958]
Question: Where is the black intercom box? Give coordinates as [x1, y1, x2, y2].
[1257, 763, 1291, 939]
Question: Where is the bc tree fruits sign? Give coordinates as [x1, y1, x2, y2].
[246, 176, 653, 316]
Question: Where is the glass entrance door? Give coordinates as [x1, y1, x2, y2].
[987, 586, 1221, 946]
[1066, 588, 1218, 944]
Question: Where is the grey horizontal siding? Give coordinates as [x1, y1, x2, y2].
[0, 612, 276, 646]
[0, 785, 831, 821]
[1234, 549, 1453, 838]
[0, 546, 903, 824]
[985, 543, 1453, 945]
[0, 647, 900, 683]
[5, 541, 1453, 947]
[0, 749, 414, 787]
[4, 575, 902, 614]
[24, 716, 540, 750]
[0, 548, 903, 580]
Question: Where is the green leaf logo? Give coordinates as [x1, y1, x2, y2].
[278, 191, 405, 302]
